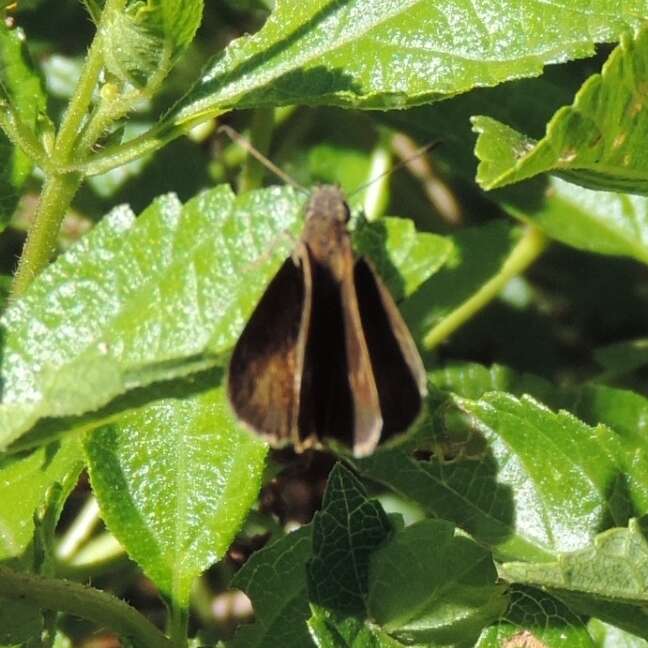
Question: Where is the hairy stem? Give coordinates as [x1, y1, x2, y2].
[424, 225, 549, 349]
[10, 173, 82, 296]
[0, 566, 173, 648]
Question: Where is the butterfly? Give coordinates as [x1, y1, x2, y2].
[227, 185, 426, 457]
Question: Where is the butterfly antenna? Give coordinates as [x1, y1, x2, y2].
[217, 124, 308, 194]
[348, 139, 442, 199]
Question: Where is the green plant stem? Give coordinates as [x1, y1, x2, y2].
[53, 0, 126, 160]
[65, 109, 224, 177]
[239, 107, 275, 192]
[423, 225, 549, 349]
[0, 566, 173, 648]
[10, 0, 127, 298]
[11, 173, 82, 296]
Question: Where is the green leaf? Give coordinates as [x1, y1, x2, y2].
[84, 368, 266, 604]
[429, 361, 648, 515]
[0, 438, 83, 561]
[0, 440, 81, 648]
[499, 177, 648, 265]
[500, 524, 648, 637]
[561, 594, 648, 640]
[102, 0, 204, 88]
[501, 520, 648, 604]
[0, 22, 48, 228]
[230, 526, 313, 648]
[476, 586, 595, 648]
[474, 28, 648, 196]
[0, 184, 445, 451]
[171, 0, 644, 122]
[308, 464, 391, 615]
[359, 391, 625, 562]
[368, 519, 508, 645]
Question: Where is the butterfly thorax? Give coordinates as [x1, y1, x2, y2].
[302, 185, 352, 281]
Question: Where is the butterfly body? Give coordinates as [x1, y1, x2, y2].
[228, 185, 426, 457]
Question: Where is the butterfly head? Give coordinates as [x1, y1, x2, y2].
[307, 185, 350, 225]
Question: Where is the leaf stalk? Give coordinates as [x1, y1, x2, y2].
[424, 225, 549, 349]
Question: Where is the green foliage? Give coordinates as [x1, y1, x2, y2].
[476, 587, 596, 648]
[1, 1, 648, 646]
[0, 184, 446, 451]
[308, 464, 392, 615]
[501, 520, 648, 602]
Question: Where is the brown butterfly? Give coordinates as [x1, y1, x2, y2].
[227, 185, 427, 457]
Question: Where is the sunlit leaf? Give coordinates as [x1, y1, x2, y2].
[501, 520, 648, 604]
[102, 0, 203, 87]
[474, 28, 648, 196]
[171, 0, 644, 121]
[85, 369, 266, 604]
[0, 438, 83, 561]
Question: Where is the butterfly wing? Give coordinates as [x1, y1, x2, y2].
[228, 256, 307, 444]
[353, 258, 426, 439]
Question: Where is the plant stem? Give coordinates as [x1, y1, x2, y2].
[239, 107, 275, 193]
[53, 0, 126, 161]
[11, 172, 82, 296]
[67, 109, 224, 177]
[423, 225, 549, 349]
[0, 566, 173, 648]
[10, 0, 127, 298]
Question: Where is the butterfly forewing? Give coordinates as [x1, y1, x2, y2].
[339, 260, 383, 457]
[353, 258, 426, 437]
[228, 257, 306, 444]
